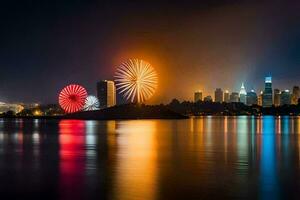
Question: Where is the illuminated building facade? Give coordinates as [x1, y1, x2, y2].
[214, 88, 223, 103]
[246, 90, 257, 105]
[239, 83, 247, 104]
[23, 103, 40, 109]
[291, 86, 300, 104]
[230, 92, 239, 103]
[274, 89, 281, 106]
[194, 91, 202, 102]
[97, 80, 116, 108]
[262, 76, 273, 107]
[258, 91, 263, 106]
[224, 90, 230, 103]
[0, 102, 24, 114]
[280, 90, 291, 105]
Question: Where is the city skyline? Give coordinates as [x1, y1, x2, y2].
[1, 1, 300, 103]
[195, 75, 300, 107]
[1, 74, 300, 106]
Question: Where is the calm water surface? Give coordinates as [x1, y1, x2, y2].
[0, 116, 300, 199]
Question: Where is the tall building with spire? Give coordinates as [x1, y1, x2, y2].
[262, 76, 273, 107]
[239, 83, 247, 104]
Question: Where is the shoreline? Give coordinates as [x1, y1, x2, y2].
[0, 114, 298, 120]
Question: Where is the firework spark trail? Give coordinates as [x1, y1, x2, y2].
[115, 59, 158, 103]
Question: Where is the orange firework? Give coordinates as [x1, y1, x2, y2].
[115, 59, 158, 103]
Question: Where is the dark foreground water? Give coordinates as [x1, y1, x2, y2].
[0, 117, 300, 199]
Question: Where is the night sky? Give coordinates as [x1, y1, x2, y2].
[1, 0, 300, 104]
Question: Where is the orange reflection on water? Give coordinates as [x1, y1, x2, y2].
[188, 117, 205, 158]
[190, 117, 194, 132]
[276, 117, 281, 134]
[256, 117, 262, 134]
[296, 117, 300, 134]
[190, 117, 204, 133]
[224, 117, 228, 162]
[197, 117, 204, 147]
[113, 120, 158, 200]
[107, 120, 116, 134]
[291, 117, 295, 134]
[297, 117, 300, 163]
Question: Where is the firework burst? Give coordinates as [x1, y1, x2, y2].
[84, 95, 100, 111]
[58, 84, 87, 113]
[115, 59, 158, 103]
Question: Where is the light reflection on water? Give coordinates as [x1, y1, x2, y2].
[0, 117, 299, 199]
[112, 121, 158, 200]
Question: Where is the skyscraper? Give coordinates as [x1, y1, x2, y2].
[274, 89, 281, 106]
[262, 76, 273, 107]
[224, 90, 230, 103]
[97, 80, 116, 109]
[239, 83, 247, 104]
[291, 86, 300, 105]
[194, 91, 202, 102]
[230, 92, 239, 103]
[258, 91, 263, 106]
[246, 90, 257, 105]
[280, 90, 291, 105]
[214, 88, 223, 103]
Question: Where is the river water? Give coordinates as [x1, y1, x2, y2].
[0, 116, 299, 199]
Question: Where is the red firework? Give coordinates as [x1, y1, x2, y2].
[59, 84, 88, 113]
